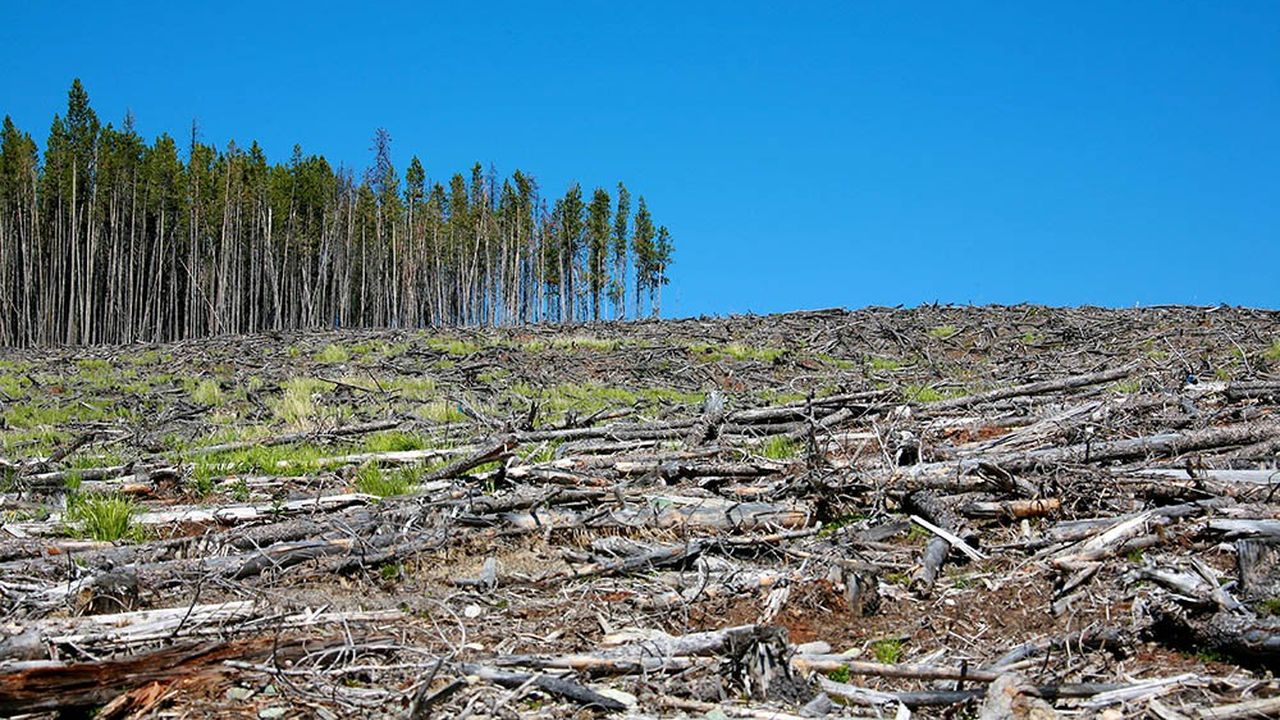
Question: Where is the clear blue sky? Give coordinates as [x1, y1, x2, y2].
[2, 1, 1276, 314]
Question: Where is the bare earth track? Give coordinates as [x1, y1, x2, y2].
[0, 305, 1278, 718]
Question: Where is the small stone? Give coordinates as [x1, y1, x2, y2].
[592, 687, 637, 707]
[463, 603, 482, 618]
[224, 687, 253, 701]
[258, 707, 287, 719]
[794, 641, 832, 655]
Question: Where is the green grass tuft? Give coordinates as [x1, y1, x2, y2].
[1111, 379, 1142, 394]
[904, 384, 945, 403]
[1257, 598, 1280, 617]
[867, 355, 903, 372]
[871, 638, 903, 664]
[688, 342, 785, 363]
[760, 436, 802, 460]
[355, 463, 418, 497]
[66, 493, 140, 542]
[315, 344, 351, 364]
[362, 431, 430, 453]
[271, 378, 329, 427]
[425, 337, 483, 356]
[187, 378, 224, 406]
[1265, 340, 1280, 362]
[928, 324, 958, 339]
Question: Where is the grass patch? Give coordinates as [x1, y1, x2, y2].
[362, 431, 430, 453]
[127, 349, 167, 366]
[904, 384, 945, 403]
[1111, 379, 1142, 395]
[0, 373, 30, 399]
[826, 665, 851, 683]
[813, 353, 856, 370]
[928, 325, 958, 339]
[315, 344, 351, 364]
[270, 377, 329, 427]
[513, 383, 704, 420]
[867, 355, 903, 372]
[195, 443, 331, 477]
[1265, 340, 1280, 362]
[520, 442, 560, 464]
[4, 400, 126, 428]
[388, 377, 436, 401]
[379, 562, 404, 582]
[355, 463, 418, 497]
[186, 378, 224, 406]
[871, 638, 903, 664]
[190, 463, 220, 497]
[550, 335, 619, 352]
[817, 513, 866, 538]
[76, 358, 113, 373]
[760, 436, 802, 460]
[425, 336, 483, 356]
[688, 342, 785, 363]
[1257, 598, 1280, 617]
[65, 493, 140, 542]
[418, 399, 469, 424]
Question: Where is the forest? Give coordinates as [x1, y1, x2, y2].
[0, 80, 674, 347]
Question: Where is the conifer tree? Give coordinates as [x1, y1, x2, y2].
[0, 79, 677, 344]
[610, 182, 630, 320]
[632, 196, 655, 318]
[585, 187, 611, 321]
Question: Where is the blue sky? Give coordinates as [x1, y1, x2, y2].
[2, 1, 1276, 314]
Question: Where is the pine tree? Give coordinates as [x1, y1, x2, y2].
[651, 225, 673, 317]
[631, 196, 655, 318]
[0, 80, 677, 344]
[610, 182, 630, 320]
[585, 187, 611, 322]
[558, 184, 584, 323]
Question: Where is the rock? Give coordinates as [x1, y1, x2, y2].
[978, 674, 1059, 720]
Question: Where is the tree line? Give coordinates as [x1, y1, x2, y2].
[0, 80, 674, 346]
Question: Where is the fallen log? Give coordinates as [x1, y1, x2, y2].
[926, 366, 1134, 412]
[0, 637, 274, 714]
[459, 663, 627, 711]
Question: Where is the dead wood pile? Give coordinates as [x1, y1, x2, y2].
[0, 305, 1277, 718]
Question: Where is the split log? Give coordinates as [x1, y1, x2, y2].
[1236, 539, 1280, 602]
[0, 637, 275, 714]
[962, 497, 1061, 520]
